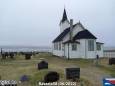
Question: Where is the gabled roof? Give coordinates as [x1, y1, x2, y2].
[63, 40, 80, 44]
[52, 24, 77, 43]
[73, 29, 97, 40]
[53, 22, 97, 43]
[53, 27, 70, 43]
[61, 9, 68, 23]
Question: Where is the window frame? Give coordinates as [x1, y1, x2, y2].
[97, 44, 101, 51]
[72, 43, 77, 51]
[88, 40, 94, 51]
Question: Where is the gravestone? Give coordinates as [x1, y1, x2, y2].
[1, 53, 6, 59]
[20, 75, 29, 82]
[38, 60, 48, 70]
[66, 68, 80, 80]
[9, 52, 14, 59]
[4, 52, 9, 57]
[44, 71, 59, 83]
[25, 53, 32, 60]
[109, 58, 115, 65]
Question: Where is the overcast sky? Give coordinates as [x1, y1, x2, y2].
[0, 0, 115, 47]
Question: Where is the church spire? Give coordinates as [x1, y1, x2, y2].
[61, 8, 68, 22]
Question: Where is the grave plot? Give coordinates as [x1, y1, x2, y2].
[25, 52, 32, 60]
[38, 60, 48, 70]
[109, 58, 115, 65]
[9, 52, 15, 59]
[65, 68, 80, 81]
[44, 71, 60, 83]
[20, 75, 29, 82]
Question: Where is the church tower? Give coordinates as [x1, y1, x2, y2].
[60, 9, 70, 33]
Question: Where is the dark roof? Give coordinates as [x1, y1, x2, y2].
[63, 40, 80, 44]
[52, 24, 77, 43]
[96, 42, 104, 44]
[73, 29, 97, 40]
[53, 27, 70, 43]
[61, 9, 68, 23]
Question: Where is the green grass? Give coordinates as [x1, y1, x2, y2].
[0, 53, 113, 86]
[97, 64, 115, 77]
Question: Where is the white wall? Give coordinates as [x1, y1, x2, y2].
[72, 24, 84, 37]
[86, 39, 97, 58]
[69, 43, 80, 58]
[79, 39, 86, 58]
[64, 43, 80, 58]
[64, 44, 69, 58]
[63, 33, 70, 42]
[52, 42, 64, 57]
[96, 44, 104, 57]
[60, 21, 70, 33]
[53, 50, 63, 57]
[79, 39, 97, 59]
[52, 39, 104, 59]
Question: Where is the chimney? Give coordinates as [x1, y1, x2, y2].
[70, 19, 73, 41]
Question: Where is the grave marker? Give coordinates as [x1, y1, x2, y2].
[66, 68, 80, 80]
[20, 75, 29, 82]
[38, 60, 48, 70]
[25, 53, 32, 60]
[109, 58, 115, 65]
[44, 71, 59, 83]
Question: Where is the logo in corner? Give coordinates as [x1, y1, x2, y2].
[103, 78, 115, 86]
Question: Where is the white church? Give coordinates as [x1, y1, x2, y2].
[52, 9, 104, 59]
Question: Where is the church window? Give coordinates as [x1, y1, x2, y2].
[59, 42, 61, 50]
[97, 44, 101, 51]
[88, 40, 94, 51]
[72, 43, 77, 51]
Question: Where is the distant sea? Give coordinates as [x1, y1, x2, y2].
[0, 46, 52, 52]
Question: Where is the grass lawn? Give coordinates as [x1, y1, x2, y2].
[0, 53, 115, 86]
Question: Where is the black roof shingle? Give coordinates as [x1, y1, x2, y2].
[73, 29, 97, 40]
[53, 23, 97, 43]
[52, 24, 77, 43]
[53, 27, 70, 43]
